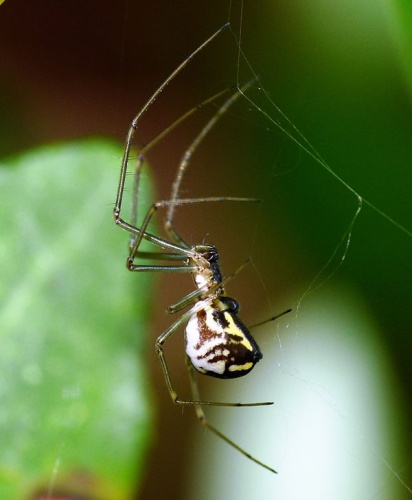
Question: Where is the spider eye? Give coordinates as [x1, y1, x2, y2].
[204, 248, 219, 263]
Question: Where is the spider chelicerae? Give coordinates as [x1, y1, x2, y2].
[113, 23, 290, 474]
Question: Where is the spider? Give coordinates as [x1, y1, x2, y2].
[113, 23, 290, 474]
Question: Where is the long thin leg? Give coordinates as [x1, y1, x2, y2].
[187, 360, 277, 474]
[115, 214, 194, 268]
[117, 97, 261, 270]
[165, 79, 256, 245]
[127, 196, 259, 268]
[114, 25, 231, 265]
[117, 57, 257, 261]
[124, 81, 257, 254]
[115, 195, 259, 273]
[113, 23, 229, 225]
[125, 82, 259, 265]
[249, 308, 292, 329]
[128, 88, 233, 251]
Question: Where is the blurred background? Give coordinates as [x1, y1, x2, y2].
[1, 0, 411, 498]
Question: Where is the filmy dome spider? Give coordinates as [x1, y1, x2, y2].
[113, 23, 290, 474]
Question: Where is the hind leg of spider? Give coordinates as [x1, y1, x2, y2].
[187, 360, 277, 474]
[155, 304, 274, 407]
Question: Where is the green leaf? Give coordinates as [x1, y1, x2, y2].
[0, 139, 154, 499]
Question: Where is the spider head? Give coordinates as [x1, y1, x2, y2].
[190, 244, 223, 289]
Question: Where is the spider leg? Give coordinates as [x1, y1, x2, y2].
[114, 23, 229, 218]
[127, 90, 231, 252]
[127, 81, 258, 256]
[187, 359, 277, 474]
[114, 24, 230, 257]
[121, 196, 258, 272]
[249, 308, 292, 329]
[127, 81, 256, 249]
[116, 62, 257, 259]
[165, 79, 256, 245]
[114, 212, 195, 272]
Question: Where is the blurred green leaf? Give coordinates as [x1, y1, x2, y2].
[387, 0, 412, 97]
[0, 139, 154, 499]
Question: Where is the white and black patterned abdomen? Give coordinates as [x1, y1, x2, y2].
[185, 298, 262, 379]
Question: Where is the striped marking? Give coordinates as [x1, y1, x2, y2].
[185, 298, 262, 379]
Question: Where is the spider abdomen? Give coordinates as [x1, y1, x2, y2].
[185, 299, 263, 379]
